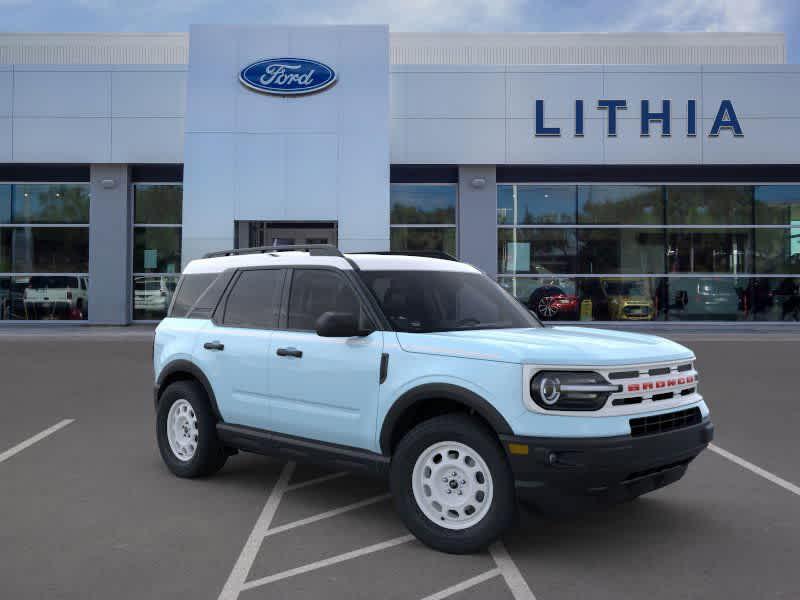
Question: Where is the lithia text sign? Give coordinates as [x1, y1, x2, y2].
[535, 99, 743, 138]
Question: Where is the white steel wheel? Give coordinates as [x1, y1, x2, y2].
[411, 440, 494, 530]
[166, 399, 199, 462]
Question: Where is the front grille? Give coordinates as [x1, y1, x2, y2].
[629, 407, 702, 437]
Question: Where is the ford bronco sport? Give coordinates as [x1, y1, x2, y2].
[153, 245, 713, 553]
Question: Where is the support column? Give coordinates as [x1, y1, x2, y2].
[89, 164, 131, 325]
[457, 166, 497, 278]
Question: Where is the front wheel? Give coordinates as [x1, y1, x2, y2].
[156, 380, 227, 478]
[390, 414, 516, 554]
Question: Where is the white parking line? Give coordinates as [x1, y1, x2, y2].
[239, 534, 415, 591]
[490, 541, 537, 600]
[0, 419, 74, 464]
[709, 443, 800, 497]
[218, 461, 296, 600]
[285, 471, 349, 491]
[262, 493, 391, 538]
[419, 568, 501, 600]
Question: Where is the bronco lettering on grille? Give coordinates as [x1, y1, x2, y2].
[627, 375, 694, 393]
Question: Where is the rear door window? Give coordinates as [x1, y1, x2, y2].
[222, 269, 284, 329]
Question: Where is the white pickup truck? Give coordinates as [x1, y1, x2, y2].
[23, 275, 88, 319]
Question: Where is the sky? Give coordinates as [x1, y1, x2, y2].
[0, 0, 797, 62]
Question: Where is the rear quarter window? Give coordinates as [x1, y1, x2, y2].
[169, 273, 218, 318]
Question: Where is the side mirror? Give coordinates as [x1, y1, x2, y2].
[315, 311, 372, 337]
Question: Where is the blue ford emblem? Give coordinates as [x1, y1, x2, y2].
[239, 58, 337, 96]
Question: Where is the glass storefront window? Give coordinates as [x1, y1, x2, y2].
[755, 228, 800, 274]
[666, 186, 752, 225]
[133, 227, 181, 274]
[750, 277, 800, 321]
[499, 276, 579, 321]
[1, 228, 90, 273]
[390, 184, 456, 225]
[134, 185, 182, 225]
[666, 229, 752, 274]
[132, 274, 180, 320]
[132, 183, 183, 320]
[754, 185, 800, 225]
[666, 277, 748, 321]
[578, 229, 665, 274]
[391, 183, 457, 257]
[578, 186, 662, 225]
[497, 228, 577, 274]
[496, 183, 800, 321]
[390, 227, 456, 257]
[0, 182, 90, 321]
[1, 184, 90, 224]
[498, 185, 576, 225]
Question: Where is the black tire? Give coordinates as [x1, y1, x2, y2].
[390, 414, 516, 554]
[156, 380, 227, 478]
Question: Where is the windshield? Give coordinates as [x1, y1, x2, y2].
[360, 270, 541, 333]
[604, 281, 647, 296]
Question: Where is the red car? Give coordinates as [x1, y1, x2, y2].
[528, 286, 579, 320]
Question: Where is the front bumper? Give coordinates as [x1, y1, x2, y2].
[500, 417, 713, 510]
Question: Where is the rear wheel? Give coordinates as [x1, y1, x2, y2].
[156, 380, 227, 478]
[390, 414, 516, 554]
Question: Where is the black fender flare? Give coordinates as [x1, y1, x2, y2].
[155, 359, 222, 421]
[379, 383, 513, 454]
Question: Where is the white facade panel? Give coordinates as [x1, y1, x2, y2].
[13, 70, 110, 117]
[507, 117, 604, 164]
[234, 134, 285, 221]
[606, 118, 702, 164]
[13, 117, 111, 162]
[402, 118, 505, 164]
[701, 71, 800, 118]
[603, 70, 701, 119]
[183, 27, 238, 134]
[183, 132, 235, 242]
[111, 70, 185, 117]
[337, 133, 389, 242]
[0, 69, 11, 117]
[182, 24, 390, 262]
[111, 117, 184, 163]
[702, 118, 799, 164]
[401, 71, 505, 118]
[285, 133, 338, 221]
[0, 118, 11, 160]
[506, 70, 603, 119]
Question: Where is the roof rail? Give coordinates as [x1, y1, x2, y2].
[203, 244, 345, 259]
[363, 250, 460, 262]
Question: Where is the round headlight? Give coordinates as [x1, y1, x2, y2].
[537, 376, 561, 405]
[530, 371, 619, 411]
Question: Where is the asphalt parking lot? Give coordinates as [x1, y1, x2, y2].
[1, 327, 799, 599]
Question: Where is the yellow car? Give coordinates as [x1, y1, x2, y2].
[600, 279, 655, 321]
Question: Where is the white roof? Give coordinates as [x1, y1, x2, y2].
[182, 251, 480, 275]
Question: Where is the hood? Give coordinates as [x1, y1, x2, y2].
[396, 326, 694, 366]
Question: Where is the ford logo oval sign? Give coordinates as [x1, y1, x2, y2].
[239, 58, 337, 96]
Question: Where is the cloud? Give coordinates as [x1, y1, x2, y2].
[290, 0, 524, 31]
[621, 0, 781, 32]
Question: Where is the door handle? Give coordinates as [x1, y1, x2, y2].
[276, 347, 302, 358]
[203, 341, 225, 351]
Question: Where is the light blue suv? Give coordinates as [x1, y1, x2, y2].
[153, 245, 713, 553]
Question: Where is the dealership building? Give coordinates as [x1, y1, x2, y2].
[0, 27, 798, 324]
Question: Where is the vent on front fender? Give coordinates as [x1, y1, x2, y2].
[629, 407, 702, 437]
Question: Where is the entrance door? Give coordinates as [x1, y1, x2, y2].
[235, 221, 338, 249]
